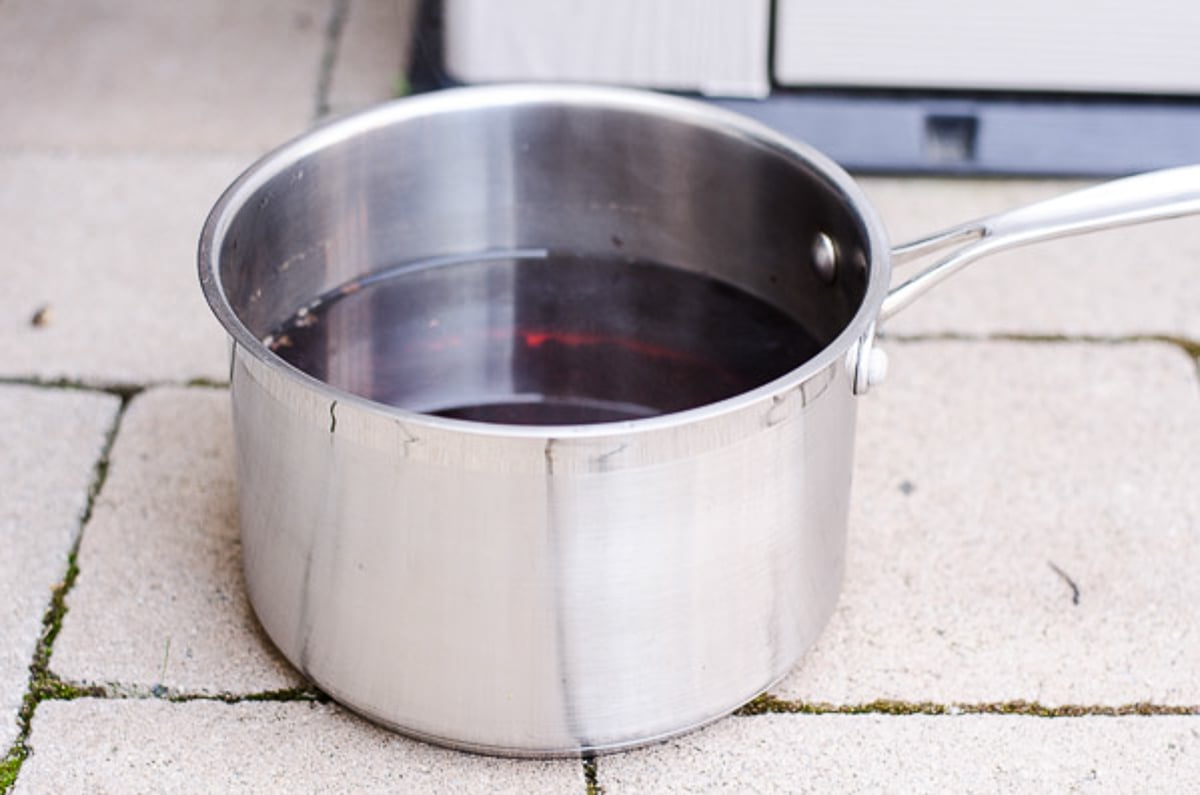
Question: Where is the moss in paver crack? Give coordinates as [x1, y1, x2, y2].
[239, 685, 328, 703]
[0, 682, 329, 791]
[583, 757, 603, 795]
[1001, 332, 1200, 361]
[0, 750, 24, 792]
[20, 680, 328, 705]
[184, 377, 231, 390]
[887, 330, 1200, 359]
[2, 560, 85, 793]
[0, 375, 144, 401]
[0, 396, 129, 793]
[31, 677, 105, 703]
[887, 331, 1200, 387]
[1154, 334, 1200, 360]
[736, 693, 1200, 718]
[736, 694, 946, 716]
[164, 685, 330, 704]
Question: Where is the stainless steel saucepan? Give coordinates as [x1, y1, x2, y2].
[198, 85, 1200, 757]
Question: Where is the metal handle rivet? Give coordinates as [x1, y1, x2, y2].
[811, 232, 837, 283]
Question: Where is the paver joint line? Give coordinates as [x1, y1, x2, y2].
[0, 396, 130, 794]
[887, 330, 1200, 389]
[34, 682, 331, 705]
[0, 375, 230, 396]
[0, 376, 146, 401]
[314, 0, 351, 120]
[737, 694, 1200, 718]
[885, 330, 1200, 361]
[583, 756, 602, 795]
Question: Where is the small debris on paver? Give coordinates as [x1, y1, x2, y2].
[1046, 561, 1082, 606]
[1, 155, 244, 384]
[27, 305, 51, 329]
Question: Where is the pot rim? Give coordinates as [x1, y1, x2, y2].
[198, 83, 892, 439]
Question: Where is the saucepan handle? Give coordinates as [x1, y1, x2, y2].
[879, 165, 1200, 322]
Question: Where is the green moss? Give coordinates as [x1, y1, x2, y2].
[183, 378, 230, 390]
[240, 686, 327, 703]
[41, 561, 79, 659]
[171, 686, 328, 704]
[0, 400, 127, 792]
[32, 678, 104, 702]
[1149, 334, 1200, 360]
[736, 694, 816, 716]
[139, 684, 327, 705]
[997, 333, 1200, 361]
[0, 373, 224, 398]
[886, 330, 1200, 360]
[583, 757, 602, 795]
[0, 748, 28, 792]
[737, 695, 950, 717]
[737, 694, 1200, 719]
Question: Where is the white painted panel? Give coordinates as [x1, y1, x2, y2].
[775, 0, 1200, 94]
[443, 0, 770, 98]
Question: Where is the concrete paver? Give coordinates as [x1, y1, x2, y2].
[0, 0, 328, 155]
[0, 154, 244, 385]
[324, 0, 416, 118]
[0, 386, 119, 750]
[774, 341, 1200, 706]
[52, 387, 302, 694]
[3, 0, 1200, 789]
[599, 713, 1200, 792]
[16, 699, 585, 794]
[861, 177, 1200, 339]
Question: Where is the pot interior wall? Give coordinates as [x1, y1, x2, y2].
[215, 96, 872, 420]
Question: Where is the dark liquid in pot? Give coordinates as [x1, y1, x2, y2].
[264, 251, 821, 425]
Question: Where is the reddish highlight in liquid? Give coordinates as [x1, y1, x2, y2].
[519, 328, 697, 363]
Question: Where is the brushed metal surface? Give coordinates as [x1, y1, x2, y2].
[232, 347, 854, 754]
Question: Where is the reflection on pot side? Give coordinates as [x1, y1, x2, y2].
[265, 251, 823, 425]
